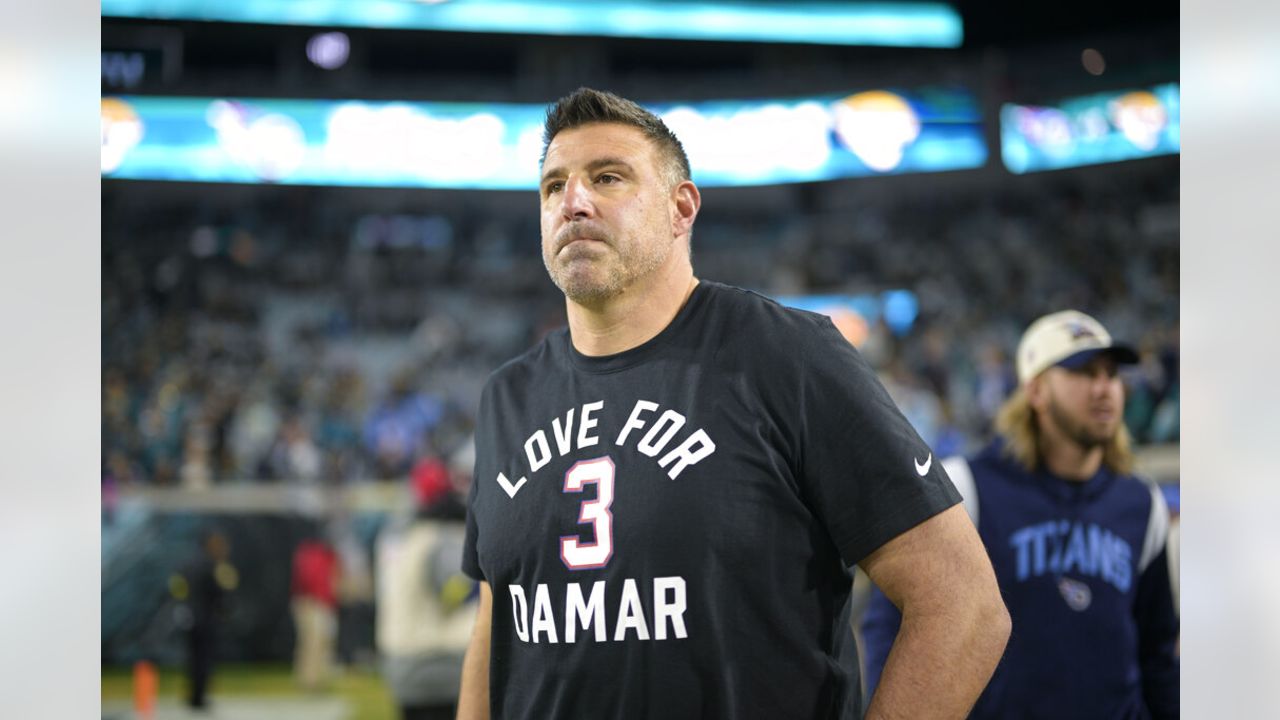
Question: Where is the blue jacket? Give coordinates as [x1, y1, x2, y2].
[860, 439, 1179, 719]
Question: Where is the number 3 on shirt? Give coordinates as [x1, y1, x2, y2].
[560, 456, 615, 570]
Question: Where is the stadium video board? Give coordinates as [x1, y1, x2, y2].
[1000, 83, 1180, 173]
[102, 89, 987, 189]
[102, 0, 963, 48]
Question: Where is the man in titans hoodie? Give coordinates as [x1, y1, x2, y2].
[861, 310, 1179, 719]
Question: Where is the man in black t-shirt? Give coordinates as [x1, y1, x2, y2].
[457, 88, 1010, 720]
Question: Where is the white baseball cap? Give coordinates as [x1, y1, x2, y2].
[1015, 310, 1139, 385]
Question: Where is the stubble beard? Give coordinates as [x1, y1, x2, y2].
[544, 224, 672, 305]
[1045, 392, 1117, 451]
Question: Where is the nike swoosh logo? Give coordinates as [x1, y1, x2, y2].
[914, 453, 932, 476]
[496, 472, 528, 499]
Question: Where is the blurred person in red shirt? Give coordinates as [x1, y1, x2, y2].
[291, 532, 340, 691]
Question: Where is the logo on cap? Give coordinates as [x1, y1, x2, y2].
[1066, 322, 1099, 341]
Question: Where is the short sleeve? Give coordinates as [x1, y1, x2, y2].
[793, 317, 961, 566]
[461, 471, 484, 581]
[461, 383, 492, 582]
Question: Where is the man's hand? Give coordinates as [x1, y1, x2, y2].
[861, 505, 1010, 720]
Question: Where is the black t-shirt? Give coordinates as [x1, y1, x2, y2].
[463, 280, 960, 719]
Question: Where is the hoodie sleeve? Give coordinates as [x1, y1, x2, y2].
[1134, 485, 1179, 718]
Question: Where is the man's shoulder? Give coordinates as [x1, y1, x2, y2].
[702, 280, 829, 325]
[1105, 469, 1164, 511]
[969, 439, 1158, 505]
[699, 280, 845, 351]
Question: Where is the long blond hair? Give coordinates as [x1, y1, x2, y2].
[994, 387, 1135, 475]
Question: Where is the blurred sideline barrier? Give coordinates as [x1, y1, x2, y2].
[114, 481, 414, 515]
[111, 443, 1178, 516]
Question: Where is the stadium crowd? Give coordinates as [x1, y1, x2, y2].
[102, 162, 1178, 489]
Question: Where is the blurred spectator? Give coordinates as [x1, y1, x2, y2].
[179, 424, 214, 489]
[974, 340, 1016, 432]
[101, 471, 118, 527]
[229, 381, 282, 478]
[364, 371, 444, 479]
[262, 415, 324, 483]
[101, 450, 138, 532]
[317, 367, 365, 482]
[376, 452, 476, 720]
[862, 309, 1179, 718]
[880, 358, 945, 450]
[332, 510, 377, 670]
[1124, 325, 1180, 443]
[291, 532, 340, 691]
[175, 529, 238, 711]
[1148, 380, 1179, 443]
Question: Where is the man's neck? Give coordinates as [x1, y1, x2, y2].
[566, 268, 699, 357]
[1039, 432, 1104, 482]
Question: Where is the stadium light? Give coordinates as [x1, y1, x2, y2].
[306, 32, 350, 70]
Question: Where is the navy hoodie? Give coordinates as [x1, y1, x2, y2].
[860, 439, 1179, 719]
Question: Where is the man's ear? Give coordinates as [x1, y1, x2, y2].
[671, 180, 701, 237]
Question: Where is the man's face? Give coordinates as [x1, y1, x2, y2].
[1033, 354, 1126, 449]
[539, 122, 679, 304]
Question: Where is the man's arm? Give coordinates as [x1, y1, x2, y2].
[858, 584, 902, 699]
[860, 505, 1010, 720]
[456, 581, 492, 720]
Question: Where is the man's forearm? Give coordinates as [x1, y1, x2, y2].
[864, 598, 1010, 720]
[456, 583, 492, 720]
